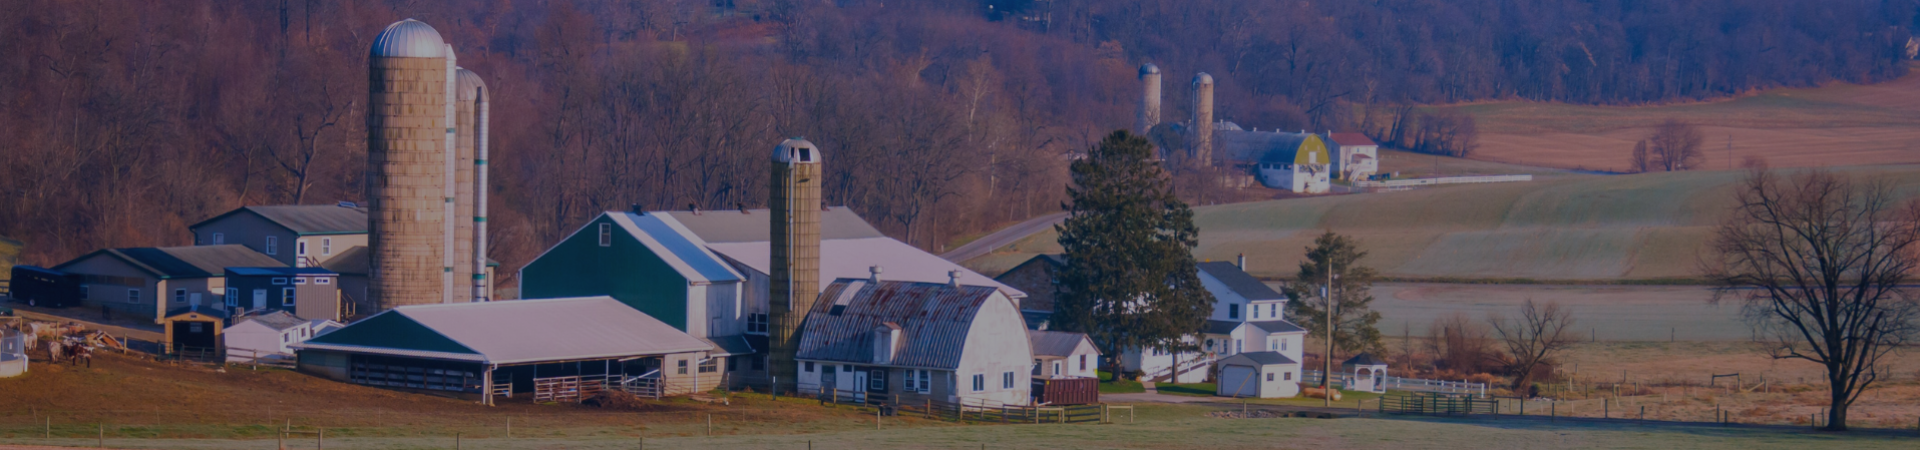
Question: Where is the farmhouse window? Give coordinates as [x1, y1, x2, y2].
[803, 361, 813, 372]
[1002, 371, 1015, 389]
[266, 236, 278, 255]
[174, 289, 186, 303]
[272, 278, 288, 285]
[1284, 372, 1292, 381]
[1079, 355, 1087, 371]
[1229, 304, 1239, 319]
[282, 288, 295, 306]
[212, 233, 225, 245]
[972, 374, 984, 392]
[677, 359, 688, 375]
[1053, 362, 1062, 376]
[598, 223, 613, 247]
[698, 358, 718, 373]
[322, 238, 332, 255]
[1236, 339, 1242, 354]
[126, 288, 140, 304]
[297, 241, 308, 256]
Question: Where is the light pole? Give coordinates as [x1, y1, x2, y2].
[1324, 267, 1339, 407]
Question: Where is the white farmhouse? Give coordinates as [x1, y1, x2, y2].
[225, 310, 341, 363]
[1123, 260, 1307, 384]
[796, 278, 1033, 407]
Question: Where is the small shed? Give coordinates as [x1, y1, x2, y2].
[1341, 353, 1389, 393]
[1216, 351, 1300, 398]
[8, 265, 82, 308]
[1, 328, 26, 378]
[224, 267, 340, 321]
[160, 305, 227, 357]
[226, 310, 340, 363]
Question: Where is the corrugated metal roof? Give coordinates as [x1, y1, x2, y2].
[1221, 351, 1296, 366]
[1027, 330, 1096, 358]
[60, 245, 285, 279]
[796, 280, 1002, 370]
[190, 205, 369, 236]
[319, 246, 370, 275]
[1216, 130, 1329, 165]
[238, 311, 308, 331]
[706, 237, 1024, 299]
[656, 207, 884, 243]
[1197, 262, 1285, 301]
[1248, 320, 1306, 334]
[370, 19, 445, 58]
[613, 212, 741, 283]
[386, 296, 713, 365]
[227, 267, 336, 277]
[296, 342, 485, 363]
[702, 335, 757, 356]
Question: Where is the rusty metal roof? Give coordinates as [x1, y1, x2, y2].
[1027, 329, 1097, 358]
[796, 280, 1003, 370]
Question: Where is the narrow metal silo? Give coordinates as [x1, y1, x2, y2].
[367, 19, 449, 310]
[1137, 63, 1161, 134]
[1191, 72, 1215, 167]
[768, 138, 822, 386]
[455, 67, 491, 302]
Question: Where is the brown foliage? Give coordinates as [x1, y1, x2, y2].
[1424, 313, 1496, 375]
[1488, 300, 1578, 390]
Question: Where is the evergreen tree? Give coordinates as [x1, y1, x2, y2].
[1284, 231, 1387, 362]
[1053, 130, 1214, 381]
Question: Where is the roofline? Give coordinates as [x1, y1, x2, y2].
[188, 206, 368, 236]
[635, 212, 745, 282]
[294, 231, 368, 236]
[53, 248, 167, 279]
[294, 342, 487, 363]
[796, 358, 958, 372]
[519, 212, 613, 287]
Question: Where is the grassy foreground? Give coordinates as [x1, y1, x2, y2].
[2, 404, 1915, 449]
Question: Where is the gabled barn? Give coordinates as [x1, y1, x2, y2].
[794, 278, 1032, 406]
[993, 254, 1065, 329]
[53, 245, 284, 323]
[294, 296, 714, 403]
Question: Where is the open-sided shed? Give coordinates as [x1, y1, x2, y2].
[294, 296, 713, 404]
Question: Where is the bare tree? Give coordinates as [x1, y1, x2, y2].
[1488, 299, 1577, 390]
[1629, 140, 1651, 173]
[1646, 119, 1704, 171]
[1425, 313, 1494, 375]
[1704, 169, 1920, 431]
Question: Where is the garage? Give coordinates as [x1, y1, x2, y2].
[1214, 351, 1300, 399]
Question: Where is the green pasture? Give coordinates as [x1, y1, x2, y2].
[965, 165, 1920, 281]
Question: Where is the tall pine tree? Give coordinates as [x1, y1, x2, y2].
[1284, 231, 1387, 364]
[1054, 130, 1213, 381]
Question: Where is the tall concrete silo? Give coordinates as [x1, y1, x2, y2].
[452, 67, 482, 302]
[1137, 63, 1161, 134]
[1191, 72, 1215, 167]
[367, 19, 450, 310]
[768, 138, 822, 386]
[456, 68, 492, 302]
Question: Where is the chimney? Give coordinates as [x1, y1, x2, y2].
[1238, 253, 1247, 271]
[738, 203, 749, 214]
[629, 204, 643, 214]
[869, 265, 884, 283]
[689, 203, 700, 215]
[947, 269, 960, 288]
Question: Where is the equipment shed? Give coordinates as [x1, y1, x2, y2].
[1216, 351, 1301, 399]
[294, 296, 714, 404]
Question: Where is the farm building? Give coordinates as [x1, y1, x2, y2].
[8, 265, 82, 308]
[794, 278, 1033, 407]
[223, 267, 341, 321]
[1215, 351, 1301, 398]
[190, 204, 367, 268]
[518, 206, 1021, 390]
[1217, 128, 1332, 193]
[161, 305, 228, 355]
[225, 310, 341, 364]
[1124, 259, 1308, 383]
[1328, 132, 1380, 181]
[1028, 329, 1099, 379]
[293, 296, 715, 403]
[52, 245, 284, 323]
[317, 245, 496, 322]
[993, 254, 1065, 329]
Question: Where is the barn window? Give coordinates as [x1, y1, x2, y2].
[753, 355, 766, 370]
[173, 289, 186, 303]
[748, 313, 768, 334]
[126, 289, 140, 304]
[272, 278, 287, 285]
[322, 238, 333, 255]
[266, 236, 278, 255]
[728, 357, 739, 371]
[225, 288, 237, 307]
[1267, 372, 1274, 382]
[317, 277, 331, 285]
[1002, 371, 1015, 389]
[1079, 355, 1087, 371]
[677, 359, 688, 375]
[212, 233, 225, 245]
[698, 358, 718, 373]
[598, 223, 613, 247]
[189, 323, 203, 333]
[803, 361, 814, 373]
[297, 241, 308, 256]
[294, 277, 307, 285]
[1284, 372, 1292, 381]
[842, 364, 852, 372]
[971, 374, 984, 392]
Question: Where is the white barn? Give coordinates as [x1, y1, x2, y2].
[225, 310, 341, 363]
[796, 278, 1033, 407]
[1217, 351, 1301, 398]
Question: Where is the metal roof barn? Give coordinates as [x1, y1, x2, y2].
[296, 296, 711, 365]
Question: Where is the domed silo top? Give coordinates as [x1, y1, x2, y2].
[1193, 72, 1214, 85]
[371, 19, 446, 58]
[455, 67, 486, 100]
[1139, 63, 1160, 76]
[774, 138, 821, 164]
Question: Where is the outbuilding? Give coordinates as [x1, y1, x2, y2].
[226, 310, 341, 364]
[294, 296, 714, 404]
[53, 245, 283, 323]
[1341, 353, 1390, 393]
[1216, 351, 1301, 398]
[223, 267, 341, 321]
[795, 278, 1033, 407]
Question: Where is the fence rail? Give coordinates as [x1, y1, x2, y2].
[1304, 370, 1486, 396]
[796, 383, 1112, 425]
[1379, 393, 1499, 415]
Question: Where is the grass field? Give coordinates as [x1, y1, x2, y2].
[1459, 63, 1920, 172]
[964, 165, 1920, 281]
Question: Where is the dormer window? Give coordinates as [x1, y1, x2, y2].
[872, 323, 901, 365]
[1229, 304, 1239, 319]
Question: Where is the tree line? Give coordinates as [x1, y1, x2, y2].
[1, 0, 1913, 279]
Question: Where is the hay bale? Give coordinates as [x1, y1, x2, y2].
[583, 390, 649, 410]
[1303, 387, 1343, 401]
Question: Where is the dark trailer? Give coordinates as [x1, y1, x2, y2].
[8, 265, 82, 307]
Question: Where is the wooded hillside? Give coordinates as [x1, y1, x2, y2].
[0, 0, 1911, 284]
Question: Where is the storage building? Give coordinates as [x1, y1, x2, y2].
[794, 278, 1033, 407]
[53, 245, 284, 323]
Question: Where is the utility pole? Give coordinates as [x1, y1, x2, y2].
[1324, 267, 1339, 407]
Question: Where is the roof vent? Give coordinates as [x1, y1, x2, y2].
[689, 203, 700, 215]
[947, 269, 960, 288]
[630, 204, 643, 214]
[738, 203, 749, 214]
[869, 265, 883, 283]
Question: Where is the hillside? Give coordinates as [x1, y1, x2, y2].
[1464, 64, 1920, 172]
[963, 165, 1920, 282]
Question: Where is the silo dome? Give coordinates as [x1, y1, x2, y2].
[455, 67, 486, 100]
[371, 19, 446, 58]
[774, 138, 821, 164]
[1140, 63, 1160, 77]
[1194, 72, 1214, 85]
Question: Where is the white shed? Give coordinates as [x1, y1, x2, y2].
[1216, 351, 1301, 398]
[1341, 353, 1389, 393]
[1028, 330, 1099, 379]
[226, 310, 341, 363]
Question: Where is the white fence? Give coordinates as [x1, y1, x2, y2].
[1354, 174, 1533, 188]
[1303, 370, 1487, 396]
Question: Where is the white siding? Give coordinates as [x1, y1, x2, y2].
[953, 292, 1033, 405]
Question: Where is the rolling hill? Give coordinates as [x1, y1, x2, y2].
[963, 165, 1920, 282]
